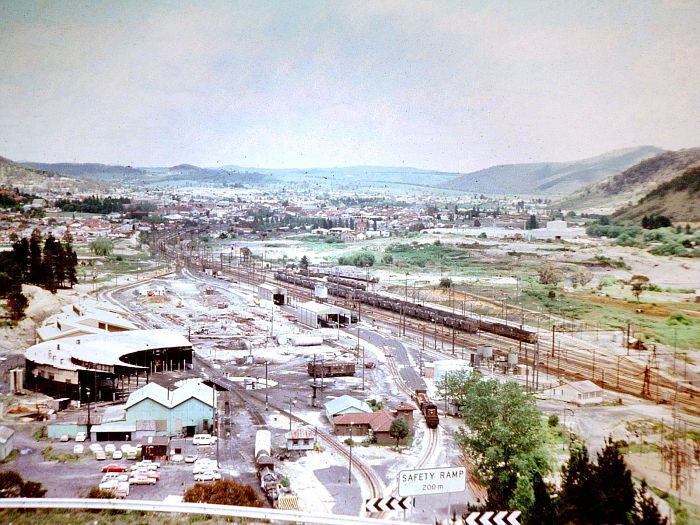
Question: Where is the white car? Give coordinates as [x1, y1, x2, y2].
[112, 450, 123, 460]
[73, 444, 84, 454]
[193, 471, 222, 482]
[184, 454, 198, 463]
[104, 444, 116, 454]
[75, 432, 87, 442]
[170, 454, 184, 463]
[129, 475, 157, 485]
[89, 443, 103, 453]
[192, 461, 218, 474]
[120, 444, 132, 453]
[102, 473, 129, 483]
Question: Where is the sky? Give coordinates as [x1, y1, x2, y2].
[1, 0, 699, 172]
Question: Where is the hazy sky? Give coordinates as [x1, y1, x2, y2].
[1, 1, 699, 172]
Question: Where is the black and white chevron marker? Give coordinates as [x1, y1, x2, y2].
[364, 496, 411, 513]
[465, 510, 521, 525]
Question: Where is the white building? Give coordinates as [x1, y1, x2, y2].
[543, 380, 603, 405]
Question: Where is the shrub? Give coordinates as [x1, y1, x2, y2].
[184, 479, 263, 507]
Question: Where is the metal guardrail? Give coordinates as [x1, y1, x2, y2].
[0, 498, 417, 525]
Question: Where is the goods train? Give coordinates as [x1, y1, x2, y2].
[412, 389, 439, 429]
[307, 361, 356, 377]
[275, 271, 537, 344]
[254, 430, 280, 504]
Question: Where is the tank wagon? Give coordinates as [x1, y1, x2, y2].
[275, 272, 537, 344]
[254, 430, 280, 504]
[412, 389, 439, 429]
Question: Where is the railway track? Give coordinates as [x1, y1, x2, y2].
[216, 264, 700, 417]
[103, 269, 387, 515]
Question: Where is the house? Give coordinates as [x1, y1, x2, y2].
[124, 380, 215, 437]
[285, 426, 317, 451]
[324, 395, 372, 422]
[333, 410, 412, 446]
[0, 425, 15, 460]
[543, 380, 603, 405]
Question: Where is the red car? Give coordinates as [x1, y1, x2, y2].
[101, 464, 129, 473]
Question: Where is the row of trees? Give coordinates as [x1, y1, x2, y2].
[55, 195, 130, 214]
[0, 230, 78, 320]
[439, 372, 667, 524]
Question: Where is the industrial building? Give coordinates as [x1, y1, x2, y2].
[257, 283, 287, 305]
[296, 300, 353, 329]
[24, 329, 193, 402]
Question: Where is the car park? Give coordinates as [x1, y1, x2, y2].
[101, 464, 129, 473]
[75, 432, 86, 442]
[73, 444, 84, 454]
[193, 471, 222, 482]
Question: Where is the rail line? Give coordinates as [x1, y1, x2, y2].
[103, 270, 387, 516]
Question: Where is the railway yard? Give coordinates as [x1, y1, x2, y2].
[3, 236, 700, 522]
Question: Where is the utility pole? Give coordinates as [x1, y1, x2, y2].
[265, 361, 269, 411]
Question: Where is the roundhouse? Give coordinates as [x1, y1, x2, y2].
[24, 329, 193, 402]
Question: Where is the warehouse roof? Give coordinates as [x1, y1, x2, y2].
[125, 380, 214, 410]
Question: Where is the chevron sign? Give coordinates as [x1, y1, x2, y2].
[465, 510, 521, 525]
[364, 496, 411, 513]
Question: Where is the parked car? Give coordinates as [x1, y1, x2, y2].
[129, 475, 157, 485]
[94, 450, 107, 461]
[192, 461, 219, 474]
[75, 432, 87, 442]
[112, 450, 123, 460]
[89, 444, 103, 453]
[194, 471, 222, 482]
[99, 479, 129, 498]
[140, 460, 160, 468]
[104, 444, 116, 454]
[192, 434, 215, 446]
[101, 464, 129, 473]
[101, 473, 129, 483]
[170, 454, 184, 463]
[184, 454, 198, 463]
[59, 434, 69, 442]
[73, 444, 84, 454]
[120, 444, 132, 453]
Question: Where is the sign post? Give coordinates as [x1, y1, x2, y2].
[399, 466, 467, 521]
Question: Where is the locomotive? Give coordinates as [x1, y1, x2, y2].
[254, 430, 280, 504]
[412, 389, 439, 429]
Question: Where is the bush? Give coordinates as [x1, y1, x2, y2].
[548, 414, 559, 428]
[85, 487, 115, 499]
[184, 480, 263, 507]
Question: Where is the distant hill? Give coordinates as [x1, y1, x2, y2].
[22, 161, 145, 181]
[439, 146, 664, 195]
[560, 147, 700, 212]
[169, 164, 201, 172]
[613, 165, 700, 223]
[1, 155, 98, 193]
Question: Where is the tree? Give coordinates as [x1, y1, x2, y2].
[593, 437, 635, 525]
[7, 290, 29, 321]
[381, 254, 394, 265]
[389, 416, 410, 450]
[557, 442, 596, 525]
[89, 237, 114, 256]
[526, 472, 556, 525]
[0, 470, 46, 498]
[28, 228, 43, 285]
[299, 255, 309, 271]
[183, 479, 263, 507]
[439, 277, 453, 289]
[453, 379, 549, 511]
[538, 263, 563, 285]
[630, 275, 650, 302]
[634, 481, 667, 525]
[526, 215, 539, 230]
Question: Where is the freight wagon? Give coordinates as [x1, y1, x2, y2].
[307, 361, 356, 377]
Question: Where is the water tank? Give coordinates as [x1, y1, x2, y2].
[508, 351, 519, 365]
[478, 345, 493, 359]
[314, 284, 328, 301]
[290, 335, 324, 346]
